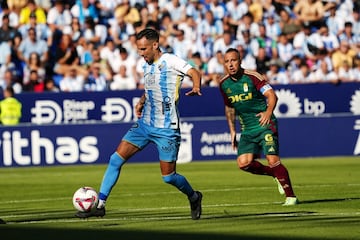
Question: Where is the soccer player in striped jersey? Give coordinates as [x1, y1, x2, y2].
[76, 28, 203, 220]
[219, 48, 298, 206]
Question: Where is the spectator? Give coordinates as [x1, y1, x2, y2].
[172, 29, 192, 60]
[94, 0, 119, 25]
[318, 24, 340, 55]
[158, 12, 176, 40]
[313, 48, 333, 72]
[113, 0, 141, 25]
[236, 41, 256, 71]
[266, 58, 289, 85]
[23, 69, 44, 92]
[109, 12, 136, 47]
[83, 17, 107, 47]
[59, 66, 85, 92]
[0, 69, 22, 94]
[213, 30, 237, 55]
[162, 0, 186, 25]
[88, 48, 112, 81]
[0, 86, 22, 125]
[291, 61, 312, 84]
[337, 60, 356, 82]
[287, 53, 304, 78]
[255, 47, 271, 75]
[309, 59, 339, 84]
[19, 0, 47, 25]
[248, 0, 264, 24]
[263, 11, 281, 41]
[46, 0, 72, 39]
[110, 65, 137, 91]
[338, 21, 360, 52]
[197, 10, 223, 42]
[185, 0, 202, 23]
[236, 12, 259, 40]
[325, 2, 344, 36]
[293, 22, 323, 61]
[252, 23, 278, 59]
[207, 50, 224, 87]
[99, 38, 120, 73]
[293, 0, 325, 30]
[77, 38, 94, 66]
[52, 33, 86, 76]
[0, 38, 12, 69]
[44, 77, 60, 92]
[177, 15, 198, 44]
[70, 0, 99, 26]
[117, 47, 137, 80]
[83, 63, 108, 91]
[277, 33, 293, 64]
[192, 33, 213, 62]
[9, 34, 23, 81]
[18, 11, 51, 44]
[62, 17, 83, 42]
[233, 0, 253, 26]
[0, 14, 19, 43]
[23, 51, 46, 85]
[352, 55, 360, 82]
[279, 8, 301, 42]
[331, 40, 357, 72]
[17, 27, 48, 65]
[188, 52, 210, 85]
[0, 1, 19, 28]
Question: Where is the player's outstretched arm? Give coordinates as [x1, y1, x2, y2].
[185, 68, 202, 96]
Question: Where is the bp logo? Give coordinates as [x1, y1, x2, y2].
[350, 90, 360, 115]
[274, 89, 302, 117]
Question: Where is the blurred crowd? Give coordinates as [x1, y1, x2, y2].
[0, 0, 359, 94]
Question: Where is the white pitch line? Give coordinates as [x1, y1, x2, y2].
[1, 183, 359, 204]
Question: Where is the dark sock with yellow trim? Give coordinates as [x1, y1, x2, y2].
[271, 163, 295, 197]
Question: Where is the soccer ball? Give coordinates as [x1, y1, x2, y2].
[72, 187, 99, 212]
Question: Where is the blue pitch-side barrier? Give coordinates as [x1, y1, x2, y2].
[0, 82, 359, 167]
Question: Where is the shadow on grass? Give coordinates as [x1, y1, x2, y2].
[0, 225, 322, 240]
[298, 197, 360, 204]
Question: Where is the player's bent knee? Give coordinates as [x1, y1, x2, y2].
[162, 173, 177, 185]
[109, 152, 126, 169]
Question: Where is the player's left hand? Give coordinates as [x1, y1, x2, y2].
[185, 87, 202, 96]
[256, 112, 271, 126]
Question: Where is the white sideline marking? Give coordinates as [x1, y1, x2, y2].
[1, 183, 359, 204]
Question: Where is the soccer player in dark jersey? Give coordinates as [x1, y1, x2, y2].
[219, 48, 298, 206]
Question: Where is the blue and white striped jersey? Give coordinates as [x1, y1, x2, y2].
[140, 53, 193, 129]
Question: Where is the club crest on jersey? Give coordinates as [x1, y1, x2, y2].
[226, 88, 232, 94]
[243, 83, 249, 92]
[158, 62, 165, 71]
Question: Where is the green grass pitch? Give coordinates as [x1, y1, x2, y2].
[0, 156, 359, 240]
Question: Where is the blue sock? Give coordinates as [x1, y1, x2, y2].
[99, 152, 126, 200]
[162, 172, 194, 197]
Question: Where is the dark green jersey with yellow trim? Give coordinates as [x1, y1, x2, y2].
[219, 68, 277, 132]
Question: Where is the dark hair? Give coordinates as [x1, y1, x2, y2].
[136, 28, 159, 42]
[225, 48, 240, 56]
[5, 86, 14, 96]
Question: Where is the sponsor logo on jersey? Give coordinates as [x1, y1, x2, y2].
[228, 93, 253, 103]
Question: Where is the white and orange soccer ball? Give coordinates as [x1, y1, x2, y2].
[72, 187, 99, 212]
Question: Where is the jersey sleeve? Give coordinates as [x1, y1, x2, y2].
[219, 79, 232, 107]
[166, 53, 193, 75]
[245, 69, 273, 95]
